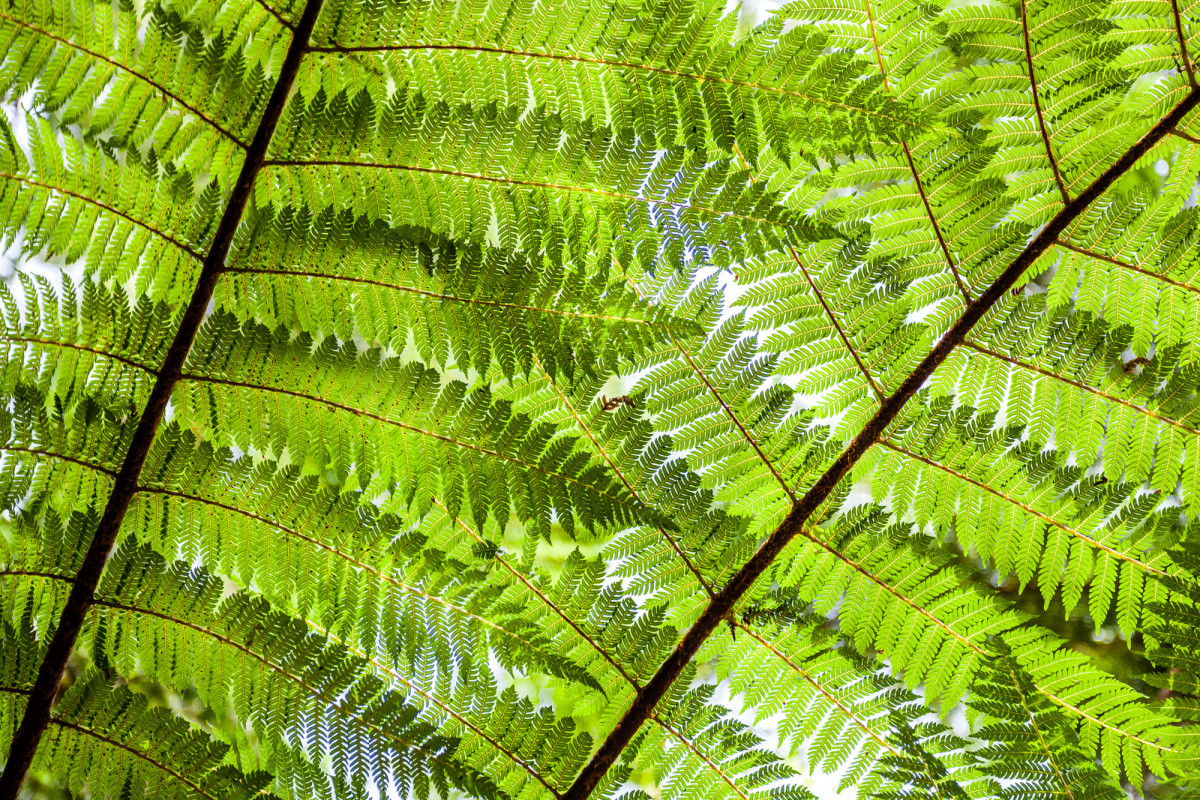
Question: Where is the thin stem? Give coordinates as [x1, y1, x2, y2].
[1171, 126, 1200, 145]
[533, 359, 716, 598]
[0, 570, 75, 582]
[1171, 0, 1197, 87]
[181, 373, 633, 504]
[134, 485, 570, 667]
[0, 335, 158, 374]
[432, 499, 643, 689]
[226, 267, 671, 326]
[1054, 239, 1200, 296]
[1000, 659, 1078, 800]
[674, 327, 802, 498]
[787, 247, 885, 403]
[50, 719, 215, 799]
[304, 43, 926, 134]
[735, 146, 864, 481]
[901, 142, 972, 301]
[265, 159, 803, 231]
[618, 252, 800, 503]
[859, 1, 971, 302]
[648, 715, 751, 800]
[304, 619, 562, 796]
[94, 599, 475, 780]
[734, 624, 898, 755]
[962, 341, 1200, 439]
[0, 446, 119, 477]
[253, 0, 295, 29]
[1019, 0, 1070, 205]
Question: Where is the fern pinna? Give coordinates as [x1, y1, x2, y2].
[1, 0, 1200, 797]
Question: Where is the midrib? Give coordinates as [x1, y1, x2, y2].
[559, 85, 1200, 800]
[0, 0, 328, 794]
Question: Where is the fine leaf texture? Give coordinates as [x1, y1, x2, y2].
[2, 0, 1200, 798]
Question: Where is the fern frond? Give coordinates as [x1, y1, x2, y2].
[867, 392, 1175, 631]
[967, 640, 1127, 800]
[1138, 535, 1200, 779]
[306, 0, 920, 162]
[868, 716, 974, 800]
[0, 113, 217, 305]
[224, 210, 698, 380]
[85, 540, 506, 800]
[0, 0, 277, 168]
[178, 313, 652, 537]
[6, 0, 1200, 795]
[712, 616, 932, 796]
[0, 621, 274, 800]
[754, 507, 1186, 783]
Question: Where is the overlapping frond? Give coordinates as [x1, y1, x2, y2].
[714, 616, 934, 797]
[0, 0, 281, 169]
[223, 213, 698, 380]
[0, 623, 276, 800]
[866, 393, 1177, 631]
[871, 645, 1131, 800]
[0, 114, 213, 305]
[967, 641, 1129, 800]
[4, 0, 1200, 797]
[306, 0, 921, 163]
[748, 505, 1187, 783]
